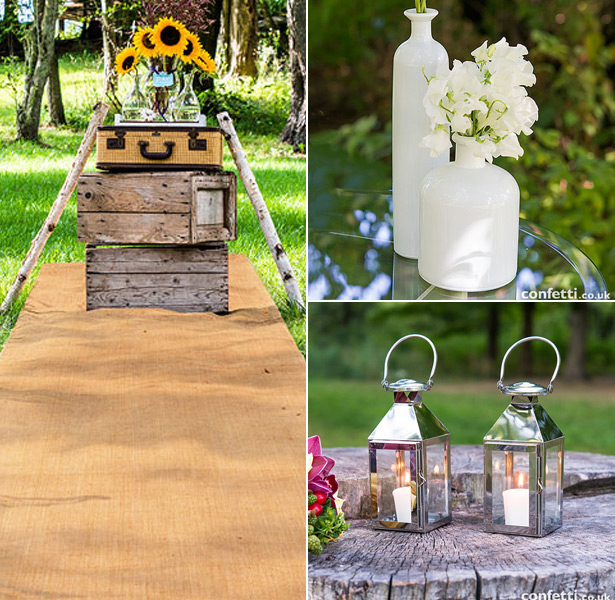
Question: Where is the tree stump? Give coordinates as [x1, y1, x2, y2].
[309, 446, 615, 599]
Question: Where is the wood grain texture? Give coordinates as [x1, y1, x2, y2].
[191, 173, 237, 243]
[78, 213, 190, 244]
[78, 172, 192, 213]
[86, 245, 228, 274]
[309, 495, 615, 600]
[76, 171, 237, 244]
[86, 245, 228, 312]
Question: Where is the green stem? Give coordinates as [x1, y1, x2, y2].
[415, 0, 427, 12]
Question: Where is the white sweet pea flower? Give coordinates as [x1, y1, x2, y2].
[421, 37, 538, 163]
[421, 127, 452, 158]
[494, 133, 524, 159]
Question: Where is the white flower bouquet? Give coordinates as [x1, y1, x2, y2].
[421, 38, 539, 162]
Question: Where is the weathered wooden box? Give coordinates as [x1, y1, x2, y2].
[77, 171, 237, 245]
[85, 244, 228, 313]
[95, 125, 223, 171]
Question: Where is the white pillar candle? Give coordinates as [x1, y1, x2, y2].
[392, 486, 415, 523]
[503, 488, 529, 526]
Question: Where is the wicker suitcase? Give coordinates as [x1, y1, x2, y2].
[96, 125, 223, 171]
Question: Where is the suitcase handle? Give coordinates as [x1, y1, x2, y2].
[138, 141, 175, 160]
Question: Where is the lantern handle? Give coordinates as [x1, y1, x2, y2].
[497, 336, 561, 394]
[382, 334, 438, 391]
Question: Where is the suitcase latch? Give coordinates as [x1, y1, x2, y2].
[188, 129, 207, 151]
[107, 130, 126, 150]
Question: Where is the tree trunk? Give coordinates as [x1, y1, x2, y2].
[47, 48, 66, 126]
[563, 303, 588, 380]
[16, 0, 60, 141]
[520, 303, 535, 376]
[99, 0, 118, 96]
[196, 0, 223, 93]
[280, 0, 306, 151]
[487, 304, 500, 371]
[227, 0, 258, 78]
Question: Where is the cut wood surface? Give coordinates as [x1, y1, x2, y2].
[78, 213, 191, 244]
[0, 102, 109, 313]
[309, 447, 615, 599]
[309, 496, 615, 600]
[326, 446, 615, 519]
[86, 245, 228, 312]
[217, 111, 304, 309]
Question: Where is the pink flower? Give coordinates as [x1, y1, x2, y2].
[308, 435, 339, 506]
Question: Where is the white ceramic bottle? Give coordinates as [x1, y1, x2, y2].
[418, 144, 520, 292]
[392, 8, 449, 259]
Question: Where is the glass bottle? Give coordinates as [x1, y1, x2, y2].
[174, 70, 201, 122]
[121, 71, 146, 121]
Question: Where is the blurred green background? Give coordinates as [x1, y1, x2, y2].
[308, 0, 615, 291]
[308, 302, 615, 454]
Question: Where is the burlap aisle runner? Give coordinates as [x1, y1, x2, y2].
[0, 255, 305, 599]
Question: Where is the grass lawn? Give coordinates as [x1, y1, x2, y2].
[0, 52, 305, 353]
[309, 378, 615, 455]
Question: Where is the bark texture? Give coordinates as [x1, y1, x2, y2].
[47, 48, 66, 126]
[281, 0, 306, 151]
[226, 0, 258, 78]
[16, 0, 60, 141]
[564, 303, 588, 380]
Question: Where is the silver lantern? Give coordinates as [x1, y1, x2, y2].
[484, 336, 564, 537]
[369, 335, 452, 533]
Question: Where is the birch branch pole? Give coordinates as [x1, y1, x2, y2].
[1, 102, 109, 314]
[217, 111, 305, 310]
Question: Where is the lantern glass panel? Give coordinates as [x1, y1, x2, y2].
[544, 441, 563, 529]
[375, 444, 419, 524]
[425, 440, 448, 524]
[490, 448, 531, 527]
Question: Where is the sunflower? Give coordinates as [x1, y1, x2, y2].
[133, 27, 158, 58]
[180, 31, 202, 63]
[194, 50, 216, 74]
[151, 17, 188, 57]
[115, 47, 139, 75]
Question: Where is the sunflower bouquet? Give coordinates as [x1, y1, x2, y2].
[114, 17, 216, 123]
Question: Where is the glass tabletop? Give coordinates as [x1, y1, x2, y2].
[308, 189, 607, 301]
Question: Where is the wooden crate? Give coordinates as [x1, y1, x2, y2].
[86, 244, 228, 313]
[96, 125, 223, 171]
[77, 171, 237, 245]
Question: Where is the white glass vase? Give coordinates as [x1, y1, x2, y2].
[392, 8, 449, 259]
[418, 143, 520, 292]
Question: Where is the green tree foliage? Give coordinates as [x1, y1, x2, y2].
[308, 0, 615, 288]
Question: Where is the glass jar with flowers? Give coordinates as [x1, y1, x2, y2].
[113, 16, 217, 123]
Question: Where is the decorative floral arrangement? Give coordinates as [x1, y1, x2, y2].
[114, 17, 216, 122]
[421, 38, 538, 162]
[307, 436, 349, 556]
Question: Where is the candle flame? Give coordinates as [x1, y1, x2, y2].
[546, 464, 549, 476]
[434, 464, 440, 475]
[494, 460, 501, 471]
[404, 472, 411, 486]
[517, 472, 526, 488]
